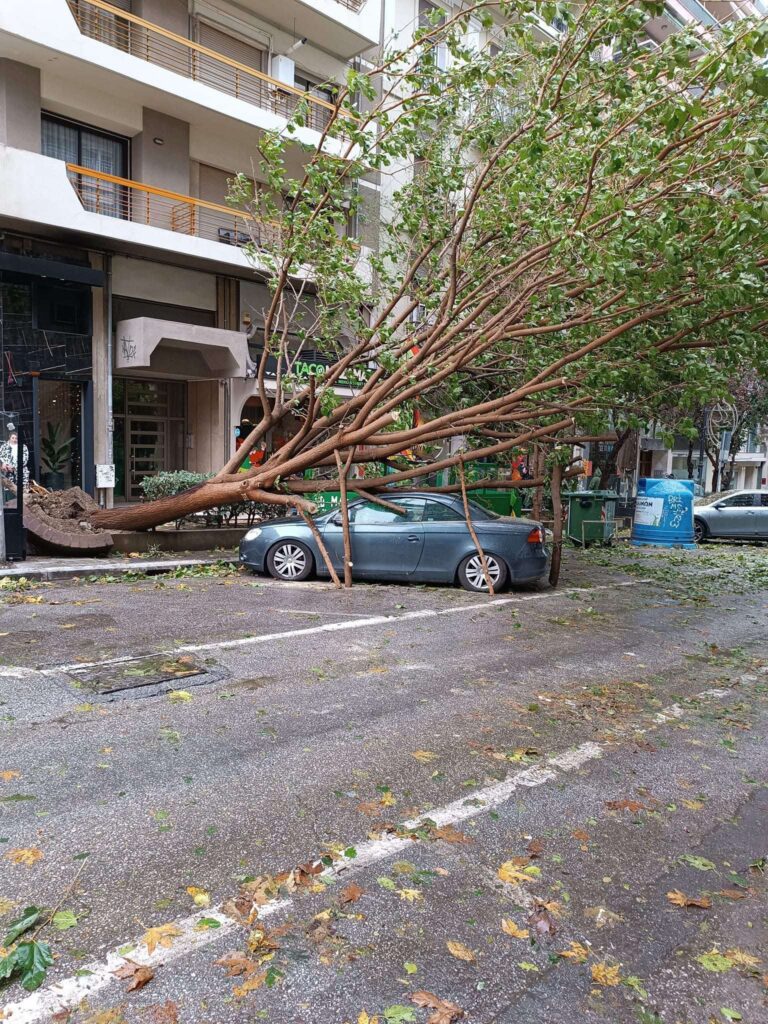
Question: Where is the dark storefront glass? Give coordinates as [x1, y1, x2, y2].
[112, 379, 186, 500]
[0, 274, 93, 491]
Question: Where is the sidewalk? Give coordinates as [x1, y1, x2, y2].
[0, 551, 237, 582]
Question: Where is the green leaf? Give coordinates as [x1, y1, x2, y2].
[383, 1007, 417, 1023]
[721, 1011, 742, 1022]
[695, 950, 733, 973]
[195, 918, 221, 930]
[13, 940, 53, 991]
[52, 910, 78, 932]
[3, 905, 41, 946]
[403, 961, 418, 974]
[377, 876, 396, 891]
[679, 854, 716, 871]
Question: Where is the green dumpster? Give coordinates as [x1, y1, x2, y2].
[472, 488, 522, 518]
[562, 490, 617, 547]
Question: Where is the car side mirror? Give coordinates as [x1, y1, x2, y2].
[713, 503, 724, 510]
[331, 513, 343, 526]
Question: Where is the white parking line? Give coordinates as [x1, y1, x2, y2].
[0, 678, 735, 1024]
[41, 581, 641, 675]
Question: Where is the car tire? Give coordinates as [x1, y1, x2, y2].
[266, 540, 314, 581]
[457, 552, 508, 593]
[693, 518, 708, 544]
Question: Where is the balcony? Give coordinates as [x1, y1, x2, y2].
[65, 163, 281, 249]
[66, 0, 343, 134]
[0, 145, 267, 272]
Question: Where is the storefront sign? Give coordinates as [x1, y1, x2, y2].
[251, 348, 371, 389]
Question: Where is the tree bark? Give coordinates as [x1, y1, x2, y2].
[548, 462, 564, 588]
[334, 449, 354, 588]
[298, 507, 341, 588]
[458, 460, 494, 595]
[531, 445, 544, 521]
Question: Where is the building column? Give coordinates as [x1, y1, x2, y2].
[90, 252, 114, 507]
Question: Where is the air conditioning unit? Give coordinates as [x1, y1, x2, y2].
[272, 55, 295, 88]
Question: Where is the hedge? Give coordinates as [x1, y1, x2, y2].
[139, 471, 282, 529]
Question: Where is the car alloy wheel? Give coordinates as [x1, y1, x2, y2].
[693, 519, 707, 543]
[461, 553, 505, 592]
[271, 543, 309, 580]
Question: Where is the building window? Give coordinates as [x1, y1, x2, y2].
[42, 113, 129, 217]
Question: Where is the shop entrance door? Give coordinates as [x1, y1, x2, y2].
[113, 380, 186, 500]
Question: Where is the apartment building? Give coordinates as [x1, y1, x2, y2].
[0, 0, 381, 503]
[1, 0, 763, 506]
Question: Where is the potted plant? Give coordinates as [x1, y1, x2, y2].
[40, 422, 73, 490]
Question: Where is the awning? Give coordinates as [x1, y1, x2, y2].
[115, 317, 249, 378]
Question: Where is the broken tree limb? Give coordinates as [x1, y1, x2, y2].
[297, 505, 342, 589]
[458, 460, 494, 596]
[334, 448, 355, 588]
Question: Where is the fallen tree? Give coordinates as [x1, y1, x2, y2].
[92, 0, 768, 562]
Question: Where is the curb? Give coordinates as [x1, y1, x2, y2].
[0, 555, 236, 583]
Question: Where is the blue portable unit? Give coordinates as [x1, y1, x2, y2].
[631, 478, 696, 549]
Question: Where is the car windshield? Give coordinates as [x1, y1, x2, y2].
[694, 490, 735, 507]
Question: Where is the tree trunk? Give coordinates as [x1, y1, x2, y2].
[298, 507, 342, 588]
[334, 450, 353, 588]
[458, 460, 494, 595]
[548, 462, 563, 588]
[91, 481, 315, 531]
[686, 439, 695, 479]
[531, 445, 544, 521]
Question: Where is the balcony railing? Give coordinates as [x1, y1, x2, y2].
[66, 164, 281, 249]
[333, 0, 367, 10]
[65, 0, 347, 133]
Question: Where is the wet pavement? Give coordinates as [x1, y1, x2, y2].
[0, 543, 766, 1023]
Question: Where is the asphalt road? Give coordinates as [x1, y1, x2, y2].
[0, 543, 766, 1024]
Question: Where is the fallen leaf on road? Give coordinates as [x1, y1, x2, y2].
[398, 888, 423, 903]
[411, 751, 438, 763]
[411, 989, 464, 1023]
[0, 771, 20, 782]
[357, 801, 381, 817]
[380, 792, 396, 808]
[216, 952, 260, 978]
[357, 1013, 380, 1024]
[167, 691, 192, 703]
[432, 825, 472, 845]
[724, 948, 761, 968]
[233, 972, 267, 998]
[52, 910, 79, 930]
[4, 848, 43, 867]
[341, 883, 363, 904]
[697, 949, 733, 972]
[497, 861, 539, 886]
[591, 962, 621, 986]
[718, 888, 748, 900]
[527, 902, 558, 939]
[558, 942, 590, 963]
[526, 838, 544, 858]
[604, 799, 645, 812]
[186, 886, 210, 908]
[446, 941, 476, 963]
[501, 919, 529, 940]
[124, 965, 155, 992]
[148, 1002, 179, 1024]
[682, 799, 705, 810]
[571, 829, 590, 843]
[143, 923, 183, 955]
[679, 854, 716, 872]
[667, 890, 711, 909]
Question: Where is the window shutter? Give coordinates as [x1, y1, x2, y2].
[196, 21, 265, 73]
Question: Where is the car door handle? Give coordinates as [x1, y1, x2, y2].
[407, 534, 420, 542]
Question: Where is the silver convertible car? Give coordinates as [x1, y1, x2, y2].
[239, 492, 548, 592]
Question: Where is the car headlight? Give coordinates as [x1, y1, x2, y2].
[244, 528, 262, 542]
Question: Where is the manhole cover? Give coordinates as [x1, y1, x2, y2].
[66, 654, 216, 698]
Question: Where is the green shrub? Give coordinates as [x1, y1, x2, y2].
[139, 471, 281, 529]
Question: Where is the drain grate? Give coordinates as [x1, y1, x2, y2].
[64, 654, 222, 699]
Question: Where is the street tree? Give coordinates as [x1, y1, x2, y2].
[92, 0, 768, 583]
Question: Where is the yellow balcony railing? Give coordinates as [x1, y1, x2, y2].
[66, 164, 281, 249]
[65, 0, 348, 133]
